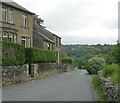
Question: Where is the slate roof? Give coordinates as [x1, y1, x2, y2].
[38, 32, 54, 43]
[34, 25, 54, 40]
[2, 1, 34, 14]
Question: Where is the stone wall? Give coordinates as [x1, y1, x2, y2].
[99, 76, 120, 102]
[2, 63, 73, 86]
[2, 64, 29, 86]
[30, 63, 68, 79]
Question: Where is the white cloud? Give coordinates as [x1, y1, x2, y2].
[13, 0, 119, 44]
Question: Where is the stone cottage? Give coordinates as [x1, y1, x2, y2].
[33, 15, 61, 63]
[0, 1, 34, 47]
[0, 1, 62, 63]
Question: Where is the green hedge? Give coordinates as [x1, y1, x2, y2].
[1, 41, 56, 66]
[62, 57, 73, 64]
[1, 41, 25, 66]
[25, 47, 56, 64]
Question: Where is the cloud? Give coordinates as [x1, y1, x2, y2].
[101, 18, 118, 30]
[0, 0, 13, 2]
[59, 26, 118, 44]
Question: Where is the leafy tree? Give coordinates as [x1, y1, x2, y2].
[112, 43, 120, 65]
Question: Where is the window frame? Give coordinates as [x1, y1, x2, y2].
[22, 15, 28, 28]
[21, 36, 27, 47]
[2, 8, 7, 22]
[8, 9, 14, 24]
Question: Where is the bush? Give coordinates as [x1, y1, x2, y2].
[87, 56, 106, 74]
[25, 47, 56, 64]
[62, 57, 73, 64]
[77, 54, 95, 69]
[1, 41, 25, 66]
[77, 58, 89, 69]
[101, 64, 119, 84]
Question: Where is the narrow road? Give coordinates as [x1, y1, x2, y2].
[2, 69, 98, 101]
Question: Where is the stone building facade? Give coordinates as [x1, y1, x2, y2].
[0, 1, 62, 63]
[33, 15, 61, 63]
[0, 2, 34, 47]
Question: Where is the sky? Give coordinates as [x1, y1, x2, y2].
[11, 0, 119, 44]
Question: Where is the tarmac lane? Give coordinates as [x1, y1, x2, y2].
[2, 69, 98, 101]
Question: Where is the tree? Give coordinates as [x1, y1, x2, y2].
[112, 43, 120, 65]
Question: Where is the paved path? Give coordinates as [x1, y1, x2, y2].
[2, 69, 98, 101]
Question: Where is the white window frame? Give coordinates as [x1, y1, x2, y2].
[2, 8, 7, 22]
[47, 43, 51, 50]
[22, 15, 28, 27]
[8, 33, 13, 41]
[8, 10, 13, 24]
[3, 33, 8, 38]
[13, 34, 17, 43]
[3, 32, 8, 40]
[21, 36, 27, 47]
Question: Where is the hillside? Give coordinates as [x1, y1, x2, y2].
[64, 44, 115, 57]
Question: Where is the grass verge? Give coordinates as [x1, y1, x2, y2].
[92, 75, 105, 102]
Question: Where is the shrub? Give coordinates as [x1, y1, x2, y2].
[25, 47, 56, 64]
[77, 58, 89, 69]
[102, 64, 118, 77]
[1, 41, 25, 66]
[101, 64, 119, 84]
[62, 57, 73, 64]
[87, 56, 106, 74]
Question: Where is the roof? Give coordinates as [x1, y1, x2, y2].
[34, 25, 54, 41]
[2, 1, 34, 14]
[38, 33, 54, 43]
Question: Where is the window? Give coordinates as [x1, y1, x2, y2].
[1, 32, 16, 42]
[8, 10, 13, 24]
[2, 8, 7, 22]
[2, 8, 14, 24]
[8, 33, 13, 41]
[13, 34, 17, 43]
[21, 36, 26, 47]
[22, 15, 28, 27]
[47, 43, 50, 50]
[3, 32, 8, 40]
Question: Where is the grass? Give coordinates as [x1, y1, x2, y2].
[101, 64, 119, 85]
[92, 75, 106, 102]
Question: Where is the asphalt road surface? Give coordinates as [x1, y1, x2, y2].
[2, 69, 98, 101]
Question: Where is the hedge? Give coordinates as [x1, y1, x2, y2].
[1, 41, 56, 66]
[62, 57, 73, 64]
[1, 41, 25, 66]
[25, 47, 56, 64]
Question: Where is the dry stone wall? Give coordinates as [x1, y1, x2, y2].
[2, 63, 73, 86]
[30, 63, 68, 79]
[2, 65, 29, 86]
[99, 76, 120, 102]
